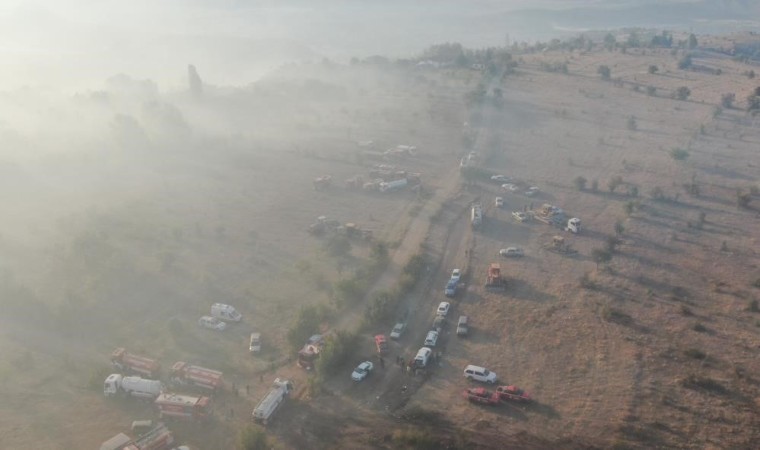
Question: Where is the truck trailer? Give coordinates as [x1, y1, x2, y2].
[111, 348, 161, 378]
[169, 362, 223, 391]
[253, 378, 294, 425]
[104, 374, 164, 400]
[155, 393, 212, 421]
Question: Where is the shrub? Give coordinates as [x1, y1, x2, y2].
[325, 235, 352, 257]
[239, 426, 268, 450]
[721, 93, 735, 108]
[648, 65, 658, 74]
[649, 186, 665, 200]
[693, 322, 707, 333]
[736, 190, 752, 208]
[678, 54, 693, 70]
[623, 200, 636, 216]
[675, 86, 691, 101]
[608, 175, 624, 193]
[287, 304, 331, 352]
[591, 179, 599, 192]
[647, 86, 657, 96]
[748, 299, 759, 312]
[684, 348, 706, 360]
[670, 148, 689, 160]
[392, 428, 439, 450]
[627, 115, 637, 131]
[614, 220, 625, 236]
[598, 65, 611, 80]
[315, 329, 359, 376]
[573, 176, 587, 191]
[579, 272, 596, 289]
[680, 305, 693, 316]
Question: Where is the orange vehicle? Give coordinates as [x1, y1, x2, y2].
[111, 348, 160, 378]
[170, 362, 223, 391]
[155, 393, 212, 421]
[374, 334, 388, 354]
[462, 387, 500, 405]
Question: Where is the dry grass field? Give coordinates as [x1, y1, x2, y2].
[1, 32, 759, 449]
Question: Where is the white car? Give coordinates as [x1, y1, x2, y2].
[512, 211, 528, 222]
[491, 175, 510, 183]
[495, 197, 504, 207]
[198, 316, 227, 331]
[502, 183, 518, 192]
[437, 302, 451, 317]
[351, 361, 374, 381]
[451, 269, 461, 282]
[499, 247, 525, 257]
[464, 364, 498, 384]
[390, 322, 406, 339]
[524, 186, 540, 196]
[424, 330, 439, 347]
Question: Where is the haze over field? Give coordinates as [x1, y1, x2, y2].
[1, 0, 758, 90]
[2, 1, 760, 449]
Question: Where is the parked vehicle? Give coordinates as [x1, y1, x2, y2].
[169, 362, 223, 391]
[414, 347, 432, 367]
[450, 269, 461, 281]
[100, 422, 174, 450]
[351, 361, 374, 381]
[512, 211, 528, 222]
[390, 322, 406, 339]
[495, 197, 504, 207]
[499, 247, 524, 257]
[490, 175, 510, 183]
[155, 393, 212, 422]
[463, 365, 498, 384]
[437, 302, 451, 316]
[297, 335, 324, 370]
[111, 348, 161, 378]
[210, 303, 242, 322]
[462, 387, 500, 405]
[496, 385, 532, 402]
[566, 217, 581, 233]
[484, 263, 507, 291]
[252, 378, 294, 425]
[424, 330, 439, 347]
[471, 203, 482, 228]
[249, 333, 261, 353]
[433, 315, 445, 333]
[198, 316, 226, 331]
[456, 315, 469, 336]
[445, 279, 458, 297]
[104, 374, 164, 399]
[502, 183, 518, 192]
[374, 334, 389, 354]
[379, 178, 407, 193]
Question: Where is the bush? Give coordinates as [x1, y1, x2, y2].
[675, 86, 691, 101]
[573, 176, 587, 191]
[287, 304, 331, 352]
[680, 375, 726, 394]
[608, 175, 624, 193]
[579, 272, 596, 289]
[363, 290, 398, 325]
[315, 329, 359, 376]
[680, 305, 693, 316]
[392, 428, 439, 450]
[670, 148, 689, 160]
[626, 115, 637, 131]
[736, 190, 752, 208]
[325, 235, 352, 257]
[684, 348, 706, 360]
[647, 86, 657, 96]
[598, 65, 611, 80]
[239, 426, 268, 450]
[591, 179, 599, 192]
[678, 54, 693, 70]
[721, 93, 735, 108]
[693, 322, 707, 333]
[748, 299, 759, 312]
[648, 65, 658, 74]
[623, 201, 636, 216]
[649, 186, 665, 200]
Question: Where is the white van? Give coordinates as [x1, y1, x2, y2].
[414, 347, 432, 367]
[211, 303, 242, 322]
[463, 365, 497, 384]
[249, 333, 261, 353]
[423, 330, 439, 347]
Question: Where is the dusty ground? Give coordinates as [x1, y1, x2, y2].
[1, 35, 759, 449]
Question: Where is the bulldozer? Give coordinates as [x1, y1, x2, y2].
[546, 235, 577, 254]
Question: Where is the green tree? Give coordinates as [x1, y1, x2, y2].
[604, 33, 617, 51]
[648, 65, 659, 74]
[598, 65, 611, 80]
[678, 54, 693, 70]
[592, 248, 612, 269]
[607, 175, 624, 193]
[614, 220, 625, 236]
[670, 148, 690, 160]
[627, 115, 637, 131]
[623, 200, 636, 216]
[239, 426, 268, 450]
[721, 93, 735, 108]
[688, 33, 698, 50]
[675, 86, 691, 101]
[573, 176, 588, 191]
